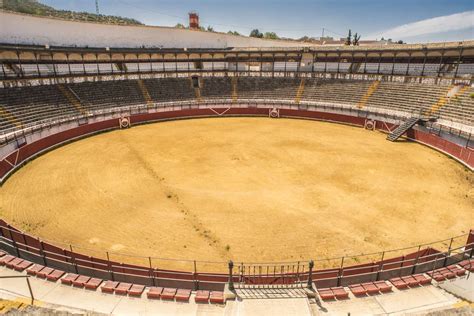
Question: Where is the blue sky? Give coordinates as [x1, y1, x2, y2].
[41, 0, 473, 42]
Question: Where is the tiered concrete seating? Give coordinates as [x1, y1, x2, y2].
[144, 78, 195, 102]
[365, 82, 447, 115]
[438, 87, 474, 125]
[68, 80, 145, 111]
[302, 79, 372, 106]
[0, 78, 471, 136]
[200, 77, 233, 99]
[236, 77, 300, 101]
[0, 85, 79, 129]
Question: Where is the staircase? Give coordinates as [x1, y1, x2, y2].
[115, 62, 128, 72]
[387, 117, 420, 142]
[137, 79, 154, 108]
[294, 78, 306, 104]
[349, 63, 362, 73]
[358, 80, 380, 108]
[5, 63, 23, 76]
[231, 77, 238, 102]
[58, 85, 88, 115]
[0, 105, 22, 128]
[194, 87, 202, 102]
[424, 85, 469, 117]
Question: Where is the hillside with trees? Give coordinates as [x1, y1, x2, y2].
[2, 0, 142, 25]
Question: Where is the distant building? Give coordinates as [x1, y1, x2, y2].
[189, 12, 199, 30]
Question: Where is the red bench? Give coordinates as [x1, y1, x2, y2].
[195, 290, 210, 303]
[85, 278, 102, 290]
[115, 283, 132, 295]
[161, 288, 177, 300]
[46, 270, 65, 282]
[331, 287, 349, 299]
[128, 284, 145, 297]
[401, 275, 419, 287]
[361, 282, 380, 295]
[429, 267, 457, 281]
[440, 268, 456, 279]
[374, 281, 392, 293]
[317, 288, 335, 300]
[73, 275, 91, 288]
[0, 255, 15, 266]
[37, 267, 54, 279]
[61, 273, 79, 285]
[147, 287, 163, 299]
[349, 284, 367, 296]
[413, 274, 431, 285]
[447, 265, 466, 277]
[101, 281, 119, 293]
[27, 264, 45, 276]
[390, 277, 408, 290]
[428, 270, 446, 282]
[459, 259, 474, 272]
[5, 258, 23, 269]
[175, 289, 191, 302]
[14, 260, 33, 272]
[210, 291, 225, 304]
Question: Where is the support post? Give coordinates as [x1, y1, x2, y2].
[26, 277, 35, 305]
[376, 251, 385, 281]
[228, 260, 235, 291]
[443, 238, 454, 267]
[106, 251, 114, 281]
[69, 244, 78, 273]
[337, 256, 345, 286]
[411, 245, 422, 275]
[307, 260, 314, 288]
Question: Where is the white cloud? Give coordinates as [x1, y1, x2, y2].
[370, 11, 474, 40]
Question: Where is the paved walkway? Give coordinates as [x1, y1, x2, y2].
[0, 267, 472, 315]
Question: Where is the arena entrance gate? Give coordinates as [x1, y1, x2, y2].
[229, 260, 314, 290]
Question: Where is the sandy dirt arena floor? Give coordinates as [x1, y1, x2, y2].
[0, 117, 472, 271]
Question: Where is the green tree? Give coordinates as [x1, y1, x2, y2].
[3, 0, 142, 25]
[264, 32, 279, 40]
[175, 23, 186, 29]
[352, 32, 361, 46]
[250, 29, 263, 38]
[207, 25, 215, 32]
[345, 29, 352, 45]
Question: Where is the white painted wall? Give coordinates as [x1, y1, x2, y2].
[0, 11, 316, 48]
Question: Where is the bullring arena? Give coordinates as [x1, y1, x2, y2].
[1, 117, 473, 269]
[0, 8, 473, 316]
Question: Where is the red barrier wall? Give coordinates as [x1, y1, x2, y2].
[407, 129, 473, 167]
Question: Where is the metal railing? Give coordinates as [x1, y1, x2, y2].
[0, 221, 472, 289]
